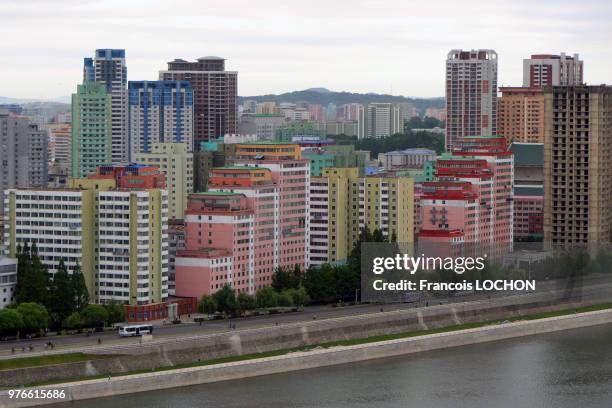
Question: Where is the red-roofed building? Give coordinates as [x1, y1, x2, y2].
[417, 136, 513, 258]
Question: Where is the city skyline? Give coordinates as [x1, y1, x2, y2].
[1, 0, 611, 100]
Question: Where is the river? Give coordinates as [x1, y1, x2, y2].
[55, 323, 612, 407]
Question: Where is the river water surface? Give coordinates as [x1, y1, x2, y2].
[57, 323, 612, 408]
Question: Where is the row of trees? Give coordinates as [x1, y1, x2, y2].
[0, 302, 125, 337]
[198, 284, 311, 317]
[331, 132, 445, 157]
[0, 303, 48, 337]
[270, 228, 387, 304]
[15, 243, 90, 329]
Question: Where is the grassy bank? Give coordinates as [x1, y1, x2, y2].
[9, 301, 612, 387]
[0, 353, 107, 371]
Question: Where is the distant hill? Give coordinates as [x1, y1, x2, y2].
[0, 96, 40, 104]
[238, 89, 445, 112]
[0, 96, 71, 105]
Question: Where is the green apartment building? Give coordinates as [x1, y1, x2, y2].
[71, 82, 112, 178]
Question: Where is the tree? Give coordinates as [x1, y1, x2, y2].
[48, 259, 73, 327]
[331, 130, 445, 156]
[256, 286, 279, 308]
[70, 262, 89, 311]
[15, 243, 32, 303]
[272, 265, 302, 292]
[303, 264, 336, 303]
[63, 312, 84, 330]
[290, 286, 310, 307]
[29, 243, 50, 305]
[0, 308, 23, 336]
[278, 291, 294, 307]
[237, 292, 257, 314]
[104, 302, 125, 325]
[81, 304, 108, 328]
[15, 242, 48, 304]
[17, 303, 49, 334]
[198, 295, 217, 315]
[212, 285, 238, 316]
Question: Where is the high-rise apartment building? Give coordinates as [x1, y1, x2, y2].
[366, 103, 401, 138]
[0, 110, 48, 210]
[4, 164, 168, 305]
[498, 87, 545, 144]
[544, 86, 612, 250]
[175, 142, 310, 297]
[418, 136, 513, 257]
[523, 53, 583, 88]
[134, 142, 194, 219]
[84, 49, 128, 163]
[510, 143, 544, 242]
[310, 168, 414, 266]
[445, 49, 498, 150]
[71, 82, 112, 178]
[256, 102, 278, 115]
[128, 80, 194, 157]
[45, 123, 72, 171]
[308, 104, 326, 123]
[160, 57, 237, 145]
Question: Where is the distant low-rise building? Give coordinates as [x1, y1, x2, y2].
[378, 148, 436, 170]
[238, 114, 286, 140]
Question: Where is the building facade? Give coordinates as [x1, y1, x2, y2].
[523, 53, 583, 88]
[418, 136, 513, 257]
[84, 49, 128, 163]
[378, 148, 437, 170]
[71, 82, 112, 178]
[134, 142, 194, 219]
[175, 142, 310, 298]
[445, 49, 498, 150]
[4, 164, 169, 305]
[366, 103, 401, 138]
[310, 168, 414, 266]
[238, 114, 285, 140]
[160, 57, 237, 144]
[0, 110, 48, 210]
[128, 80, 194, 157]
[498, 87, 545, 144]
[45, 123, 72, 171]
[0, 257, 17, 309]
[544, 86, 612, 249]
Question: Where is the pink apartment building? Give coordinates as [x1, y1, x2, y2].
[418, 136, 513, 258]
[175, 142, 310, 298]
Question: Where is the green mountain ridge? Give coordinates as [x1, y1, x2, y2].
[238, 89, 445, 112]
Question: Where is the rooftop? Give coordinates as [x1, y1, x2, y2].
[514, 185, 544, 196]
[191, 191, 241, 196]
[384, 148, 437, 156]
[510, 143, 544, 166]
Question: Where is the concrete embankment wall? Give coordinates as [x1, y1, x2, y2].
[1, 286, 609, 388]
[2, 308, 612, 408]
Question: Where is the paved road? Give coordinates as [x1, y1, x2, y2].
[2, 273, 611, 357]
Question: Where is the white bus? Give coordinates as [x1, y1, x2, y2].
[118, 324, 154, 337]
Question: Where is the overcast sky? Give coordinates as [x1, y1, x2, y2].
[1, 0, 611, 100]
